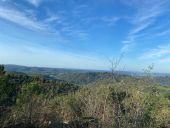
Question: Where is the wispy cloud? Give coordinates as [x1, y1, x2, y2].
[0, 41, 108, 70]
[44, 15, 60, 23]
[129, 20, 154, 35]
[0, 6, 47, 31]
[140, 43, 170, 60]
[156, 29, 170, 36]
[26, 0, 42, 7]
[121, 0, 169, 52]
[101, 16, 120, 26]
[61, 25, 88, 40]
[0, 4, 89, 40]
[121, 35, 135, 52]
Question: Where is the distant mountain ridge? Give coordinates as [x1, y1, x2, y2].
[4, 64, 170, 77]
[3, 64, 170, 86]
[3, 64, 133, 84]
[4, 64, 99, 74]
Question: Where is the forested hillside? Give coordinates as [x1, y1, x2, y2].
[4, 65, 170, 86]
[1, 65, 170, 128]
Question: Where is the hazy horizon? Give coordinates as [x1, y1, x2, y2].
[2, 63, 170, 75]
[1, 0, 170, 72]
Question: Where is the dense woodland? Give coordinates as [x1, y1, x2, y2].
[0, 65, 170, 128]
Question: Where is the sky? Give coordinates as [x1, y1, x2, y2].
[0, 0, 170, 72]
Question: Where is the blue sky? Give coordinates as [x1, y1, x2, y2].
[0, 0, 170, 72]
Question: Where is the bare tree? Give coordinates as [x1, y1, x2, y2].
[108, 53, 124, 83]
[108, 54, 125, 128]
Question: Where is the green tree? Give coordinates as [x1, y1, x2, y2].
[0, 65, 5, 76]
[0, 65, 16, 106]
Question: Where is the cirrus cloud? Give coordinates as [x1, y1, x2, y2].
[140, 44, 170, 60]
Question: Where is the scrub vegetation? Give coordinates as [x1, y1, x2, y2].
[0, 65, 170, 128]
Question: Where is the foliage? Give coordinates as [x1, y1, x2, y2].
[0, 64, 170, 128]
[0, 65, 17, 107]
